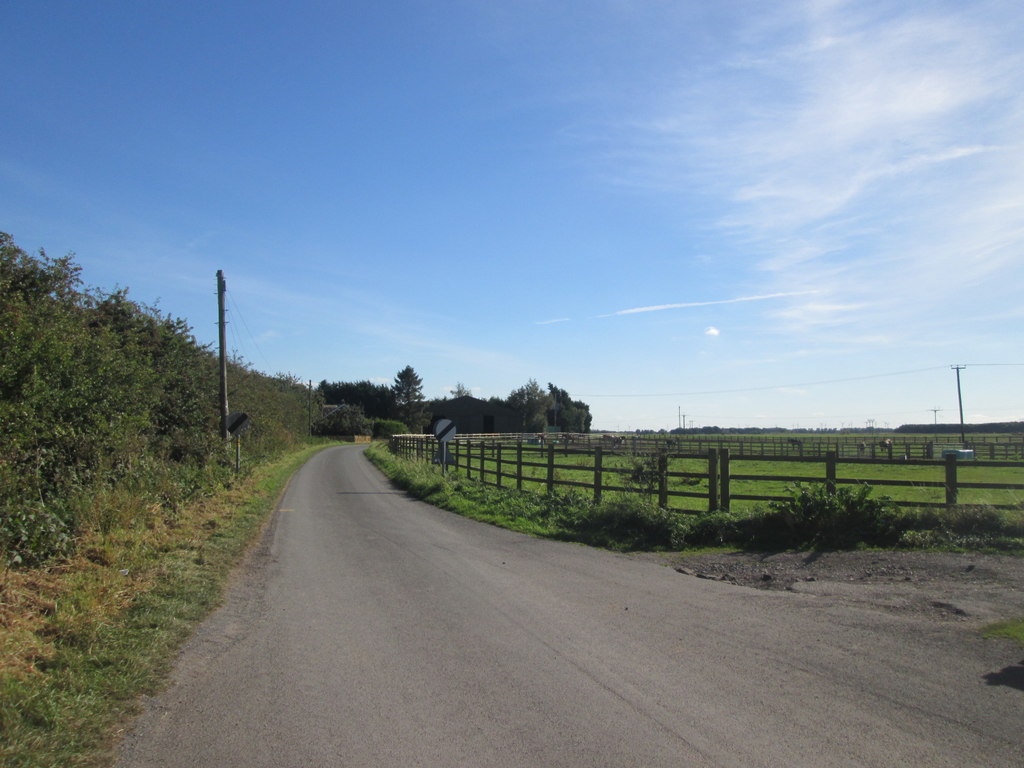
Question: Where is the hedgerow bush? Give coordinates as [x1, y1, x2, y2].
[0, 233, 315, 567]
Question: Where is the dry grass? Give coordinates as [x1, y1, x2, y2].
[1, 444, 331, 768]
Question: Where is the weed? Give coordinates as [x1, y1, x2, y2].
[982, 618, 1024, 647]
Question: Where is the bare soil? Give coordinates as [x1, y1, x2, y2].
[634, 550, 1024, 626]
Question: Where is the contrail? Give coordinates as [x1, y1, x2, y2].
[611, 290, 819, 316]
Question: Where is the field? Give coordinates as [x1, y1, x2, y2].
[394, 433, 1024, 513]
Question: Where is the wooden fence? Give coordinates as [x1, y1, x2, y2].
[428, 432, 1024, 460]
[389, 434, 1024, 513]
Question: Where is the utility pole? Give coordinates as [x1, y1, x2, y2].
[951, 365, 966, 444]
[929, 407, 942, 425]
[217, 270, 229, 440]
[308, 380, 313, 436]
[678, 407, 682, 430]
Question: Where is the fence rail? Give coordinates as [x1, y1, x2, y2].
[421, 431, 1024, 460]
[389, 434, 1024, 512]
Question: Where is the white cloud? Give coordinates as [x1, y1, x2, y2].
[536, 317, 570, 325]
[704, 326, 720, 336]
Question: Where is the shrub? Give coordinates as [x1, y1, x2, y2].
[0, 504, 72, 567]
[764, 482, 900, 548]
[673, 508, 764, 549]
[551, 492, 680, 550]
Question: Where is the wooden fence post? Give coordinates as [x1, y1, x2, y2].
[720, 448, 731, 511]
[516, 441, 523, 491]
[708, 449, 719, 511]
[479, 440, 486, 484]
[825, 451, 837, 495]
[594, 446, 603, 504]
[496, 443, 503, 488]
[546, 444, 555, 494]
[945, 453, 958, 507]
[658, 452, 668, 508]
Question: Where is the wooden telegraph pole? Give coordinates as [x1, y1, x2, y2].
[952, 365, 966, 444]
[217, 270, 229, 440]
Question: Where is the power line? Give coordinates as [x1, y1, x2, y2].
[580, 366, 949, 398]
[226, 291, 273, 371]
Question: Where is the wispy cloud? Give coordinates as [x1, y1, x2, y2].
[609, 290, 818, 316]
[602, 0, 1024, 339]
[535, 317, 570, 325]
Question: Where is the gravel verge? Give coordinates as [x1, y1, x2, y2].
[632, 549, 1024, 626]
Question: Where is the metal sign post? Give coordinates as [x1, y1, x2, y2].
[226, 412, 252, 473]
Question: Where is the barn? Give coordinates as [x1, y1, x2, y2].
[425, 396, 520, 435]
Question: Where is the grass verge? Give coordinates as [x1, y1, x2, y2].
[366, 442, 681, 550]
[0, 442, 332, 768]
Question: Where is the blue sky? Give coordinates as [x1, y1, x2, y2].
[4, 0, 1022, 430]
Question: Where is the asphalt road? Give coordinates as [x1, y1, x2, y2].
[116, 445, 1023, 767]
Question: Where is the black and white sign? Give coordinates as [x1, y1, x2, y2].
[432, 418, 456, 443]
[226, 411, 251, 436]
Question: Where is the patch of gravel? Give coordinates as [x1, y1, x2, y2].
[634, 550, 1024, 626]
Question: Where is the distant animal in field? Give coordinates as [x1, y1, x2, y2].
[878, 438, 893, 450]
[857, 441, 867, 454]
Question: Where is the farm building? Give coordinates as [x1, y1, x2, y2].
[426, 396, 520, 435]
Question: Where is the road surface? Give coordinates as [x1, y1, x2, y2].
[116, 445, 1022, 767]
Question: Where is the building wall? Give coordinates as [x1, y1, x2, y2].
[427, 396, 520, 434]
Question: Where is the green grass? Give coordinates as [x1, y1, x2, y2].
[982, 618, 1024, 648]
[366, 442, 679, 550]
[0, 442, 334, 768]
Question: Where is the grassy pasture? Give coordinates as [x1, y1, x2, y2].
[438, 438, 1024, 513]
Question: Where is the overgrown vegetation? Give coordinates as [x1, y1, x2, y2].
[1, 232, 315, 567]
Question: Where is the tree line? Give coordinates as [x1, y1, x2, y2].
[317, 374, 592, 435]
[0, 233, 315, 566]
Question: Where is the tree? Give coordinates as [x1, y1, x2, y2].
[318, 379, 397, 419]
[506, 379, 552, 432]
[450, 382, 473, 398]
[547, 383, 592, 433]
[313, 404, 371, 437]
[393, 365, 426, 431]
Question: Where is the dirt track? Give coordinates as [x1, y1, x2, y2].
[640, 549, 1024, 626]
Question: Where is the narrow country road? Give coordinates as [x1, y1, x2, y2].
[116, 445, 1022, 767]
